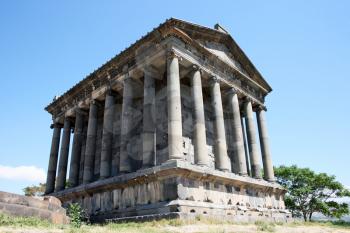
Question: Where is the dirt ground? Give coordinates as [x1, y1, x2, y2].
[1, 222, 350, 233]
[165, 224, 350, 233]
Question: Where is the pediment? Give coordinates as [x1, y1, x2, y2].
[168, 19, 272, 92]
[198, 40, 250, 77]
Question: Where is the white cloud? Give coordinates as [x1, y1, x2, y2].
[0, 165, 46, 183]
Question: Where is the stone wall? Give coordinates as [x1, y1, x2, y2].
[54, 161, 290, 223]
[155, 83, 168, 165]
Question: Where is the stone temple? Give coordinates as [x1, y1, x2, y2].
[44, 18, 291, 222]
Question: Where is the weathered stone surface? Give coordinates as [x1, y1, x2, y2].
[244, 99, 262, 179]
[190, 68, 208, 166]
[167, 53, 183, 160]
[142, 69, 157, 168]
[210, 78, 231, 172]
[69, 110, 84, 187]
[256, 108, 275, 182]
[0, 191, 69, 224]
[83, 101, 99, 184]
[51, 160, 289, 223]
[227, 89, 247, 176]
[45, 123, 61, 194]
[100, 93, 115, 179]
[56, 118, 72, 191]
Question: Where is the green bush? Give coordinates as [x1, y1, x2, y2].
[67, 203, 85, 228]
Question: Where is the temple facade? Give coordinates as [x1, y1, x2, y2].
[44, 18, 291, 222]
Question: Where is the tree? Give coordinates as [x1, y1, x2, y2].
[23, 183, 46, 196]
[23, 180, 73, 196]
[274, 165, 350, 221]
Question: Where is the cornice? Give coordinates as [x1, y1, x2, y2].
[46, 18, 271, 117]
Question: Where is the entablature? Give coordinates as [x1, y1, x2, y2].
[48, 35, 268, 122]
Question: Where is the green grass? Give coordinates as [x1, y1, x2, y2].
[289, 219, 350, 229]
[254, 221, 276, 232]
[0, 213, 53, 228]
[1, 212, 350, 233]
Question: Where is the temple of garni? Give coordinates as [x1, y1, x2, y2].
[44, 18, 291, 222]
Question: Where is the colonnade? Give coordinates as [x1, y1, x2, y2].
[45, 52, 275, 194]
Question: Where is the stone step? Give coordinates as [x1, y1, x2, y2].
[0, 191, 63, 212]
[0, 191, 69, 224]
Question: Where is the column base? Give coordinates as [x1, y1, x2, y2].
[238, 172, 249, 177]
[218, 168, 231, 173]
[196, 162, 209, 167]
[265, 178, 276, 183]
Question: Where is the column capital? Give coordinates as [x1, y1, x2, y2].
[90, 99, 102, 108]
[190, 64, 203, 75]
[64, 116, 74, 122]
[122, 74, 135, 85]
[50, 122, 63, 129]
[75, 108, 88, 116]
[166, 49, 182, 60]
[226, 87, 242, 96]
[63, 117, 74, 133]
[243, 96, 252, 102]
[106, 85, 118, 97]
[142, 66, 159, 77]
[208, 76, 220, 86]
[192, 64, 200, 71]
[243, 96, 257, 106]
[255, 105, 267, 112]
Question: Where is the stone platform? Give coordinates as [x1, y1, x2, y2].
[51, 160, 291, 223]
[0, 191, 69, 224]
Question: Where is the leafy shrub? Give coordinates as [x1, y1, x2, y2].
[67, 203, 87, 228]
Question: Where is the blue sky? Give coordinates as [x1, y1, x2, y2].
[0, 1, 349, 194]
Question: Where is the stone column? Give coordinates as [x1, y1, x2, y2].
[210, 77, 231, 172]
[83, 100, 99, 184]
[119, 77, 134, 173]
[68, 110, 84, 187]
[55, 118, 72, 191]
[244, 99, 262, 179]
[100, 92, 115, 179]
[241, 116, 251, 176]
[256, 107, 275, 182]
[167, 51, 183, 160]
[190, 66, 208, 166]
[142, 68, 157, 168]
[227, 89, 247, 176]
[45, 123, 62, 194]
